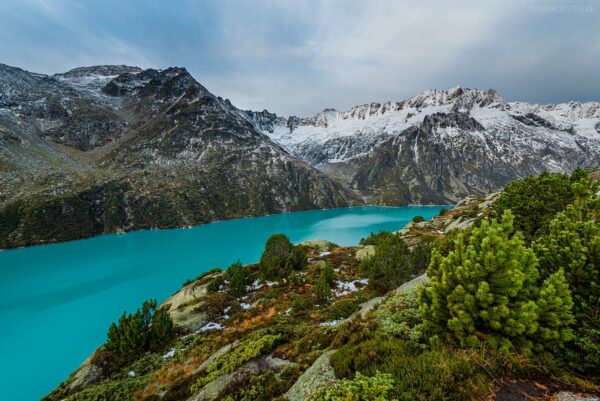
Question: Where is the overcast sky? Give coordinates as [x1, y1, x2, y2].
[1, 0, 599, 116]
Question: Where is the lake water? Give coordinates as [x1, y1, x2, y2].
[0, 205, 446, 401]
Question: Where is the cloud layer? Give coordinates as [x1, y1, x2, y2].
[1, 0, 599, 116]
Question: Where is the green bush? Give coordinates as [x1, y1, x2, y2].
[321, 298, 360, 321]
[410, 238, 434, 273]
[233, 369, 299, 401]
[375, 288, 424, 343]
[308, 371, 396, 401]
[319, 261, 336, 286]
[412, 215, 425, 223]
[492, 169, 587, 241]
[314, 273, 333, 303]
[314, 262, 336, 303]
[224, 260, 249, 297]
[434, 229, 465, 257]
[259, 234, 307, 280]
[63, 375, 149, 401]
[191, 328, 284, 393]
[182, 267, 222, 287]
[534, 183, 600, 373]
[94, 299, 174, 373]
[360, 231, 395, 246]
[419, 211, 574, 353]
[290, 292, 313, 313]
[438, 208, 449, 217]
[359, 234, 413, 292]
[328, 334, 484, 401]
[207, 276, 224, 292]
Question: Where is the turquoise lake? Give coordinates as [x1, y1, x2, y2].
[0, 205, 447, 401]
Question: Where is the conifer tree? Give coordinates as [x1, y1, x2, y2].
[492, 170, 584, 241]
[419, 211, 573, 352]
[314, 272, 333, 303]
[533, 181, 599, 371]
[224, 260, 249, 297]
[359, 234, 412, 292]
[99, 299, 174, 372]
[259, 233, 307, 280]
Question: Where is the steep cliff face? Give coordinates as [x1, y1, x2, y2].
[250, 87, 600, 204]
[0, 64, 362, 248]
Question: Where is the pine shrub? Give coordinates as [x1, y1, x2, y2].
[492, 169, 587, 241]
[359, 234, 413, 292]
[259, 233, 307, 280]
[224, 260, 249, 297]
[533, 182, 600, 373]
[418, 211, 573, 353]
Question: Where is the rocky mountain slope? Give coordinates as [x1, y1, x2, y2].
[3, 63, 600, 248]
[245, 87, 600, 204]
[0, 64, 362, 248]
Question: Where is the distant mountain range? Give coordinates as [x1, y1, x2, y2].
[1, 63, 599, 247]
[240, 87, 600, 204]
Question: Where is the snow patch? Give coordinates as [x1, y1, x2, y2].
[199, 322, 224, 332]
[162, 348, 176, 360]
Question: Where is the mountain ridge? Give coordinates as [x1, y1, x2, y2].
[1, 63, 599, 247]
[239, 86, 600, 204]
[0, 63, 362, 249]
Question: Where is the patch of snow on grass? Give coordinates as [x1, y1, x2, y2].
[320, 319, 343, 327]
[199, 322, 223, 332]
[162, 348, 176, 360]
[334, 278, 369, 296]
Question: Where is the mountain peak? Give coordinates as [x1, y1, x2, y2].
[408, 87, 507, 110]
[57, 65, 142, 78]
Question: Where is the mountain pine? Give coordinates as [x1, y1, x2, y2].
[224, 260, 249, 296]
[419, 211, 573, 352]
[259, 233, 307, 280]
[492, 170, 585, 241]
[359, 233, 413, 292]
[533, 181, 600, 372]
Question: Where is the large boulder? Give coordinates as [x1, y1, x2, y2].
[355, 245, 375, 261]
[161, 279, 216, 331]
[285, 350, 337, 401]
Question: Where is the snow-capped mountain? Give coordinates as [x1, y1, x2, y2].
[243, 87, 600, 203]
[2, 61, 599, 248]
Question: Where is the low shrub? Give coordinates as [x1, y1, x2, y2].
[290, 293, 313, 314]
[207, 276, 224, 292]
[308, 371, 396, 401]
[182, 267, 222, 287]
[374, 288, 424, 344]
[359, 231, 395, 246]
[359, 234, 413, 292]
[329, 334, 496, 401]
[191, 329, 284, 393]
[412, 215, 425, 223]
[62, 376, 150, 401]
[321, 298, 360, 321]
